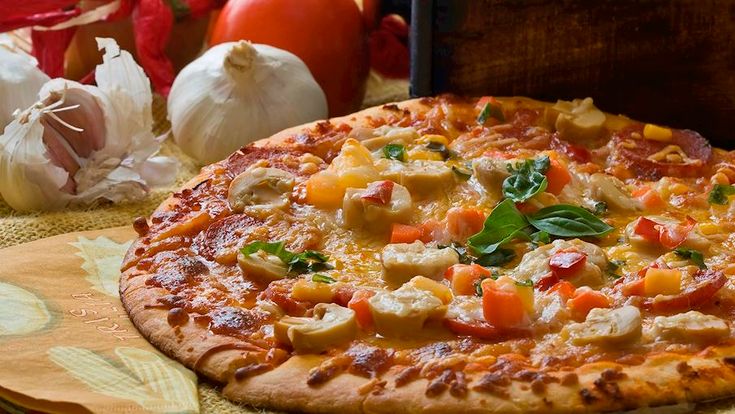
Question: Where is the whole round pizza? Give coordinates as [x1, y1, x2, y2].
[120, 96, 735, 413]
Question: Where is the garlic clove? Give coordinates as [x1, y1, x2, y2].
[0, 41, 50, 129]
[39, 90, 106, 158]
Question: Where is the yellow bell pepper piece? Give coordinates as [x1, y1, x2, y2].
[643, 124, 673, 142]
[291, 279, 335, 303]
[644, 268, 681, 296]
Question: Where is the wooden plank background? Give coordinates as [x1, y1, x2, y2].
[411, 0, 735, 147]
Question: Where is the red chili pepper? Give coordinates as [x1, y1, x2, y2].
[31, 27, 77, 78]
[132, 0, 175, 95]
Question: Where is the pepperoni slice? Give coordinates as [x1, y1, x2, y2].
[610, 124, 712, 180]
[193, 214, 264, 265]
[642, 269, 726, 313]
[443, 318, 531, 340]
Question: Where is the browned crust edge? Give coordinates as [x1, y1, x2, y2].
[120, 97, 735, 413]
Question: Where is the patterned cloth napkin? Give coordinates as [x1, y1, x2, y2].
[0, 227, 199, 413]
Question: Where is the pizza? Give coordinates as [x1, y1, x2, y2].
[120, 95, 735, 413]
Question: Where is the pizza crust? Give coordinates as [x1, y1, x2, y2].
[120, 97, 735, 413]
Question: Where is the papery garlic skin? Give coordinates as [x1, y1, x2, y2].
[0, 38, 177, 212]
[168, 41, 328, 165]
[0, 45, 50, 129]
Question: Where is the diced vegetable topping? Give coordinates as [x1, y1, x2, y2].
[549, 251, 587, 278]
[643, 124, 673, 142]
[643, 268, 682, 296]
[360, 180, 395, 205]
[567, 289, 610, 319]
[390, 223, 422, 244]
[241, 241, 332, 275]
[481, 278, 527, 329]
[544, 158, 571, 195]
[632, 216, 696, 249]
[444, 264, 492, 296]
[383, 143, 407, 162]
[502, 156, 550, 203]
[477, 96, 505, 124]
[708, 184, 735, 205]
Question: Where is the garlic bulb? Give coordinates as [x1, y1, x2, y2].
[0, 42, 50, 129]
[0, 38, 177, 212]
[168, 41, 328, 165]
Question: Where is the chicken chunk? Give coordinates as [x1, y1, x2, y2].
[381, 241, 459, 286]
[588, 173, 639, 212]
[342, 181, 412, 230]
[472, 156, 516, 195]
[274, 304, 357, 353]
[546, 98, 606, 142]
[376, 159, 455, 196]
[512, 239, 608, 288]
[564, 306, 642, 346]
[228, 167, 295, 212]
[651, 311, 729, 342]
[368, 285, 446, 337]
[359, 126, 418, 151]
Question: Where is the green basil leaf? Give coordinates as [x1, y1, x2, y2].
[439, 243, 473, 265]
[287, 251, 332, 274]
[475, 248, 516, 267]
[674, 248, 707, 269]
[312, 274, 337, 283]
[425, 141, 455, 160]
[502, 156, 550, 202]
[708, 184, 735, 205]
[241, 242, 331, 275]
[527, 204, 614, 237]
[241, 241, 292, 263]
[530, 230, 550, 245]
[383, 143, 407, 162]
[608, 259, 625, 272]
[593, 201, 608, 216]
[468, 199, 529, 255]
[477, 100, 505, 124]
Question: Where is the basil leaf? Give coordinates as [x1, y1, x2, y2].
[287, 251, 332, 274]
[475, 248, 516, 267]
[608, 259, 625, 272]
[477, 100, 505, 124]
[708, 184, 735, 205]
[452, 165, 472, 180]
[241, 241, 291, 262]
[527, 204, 613, 237]
[439, 243, 473, 264]
[468, 199, 529, 255]
[502, 156, 550, 203]
[425, 142, 454, 160]
[383, 143, 407, 162]
[312, 274, 336, 283]
[593, 201, 608, 216]
[530, 230, 550, 245]
[674, 248, 707, 269]
[241, 242, 331, 275]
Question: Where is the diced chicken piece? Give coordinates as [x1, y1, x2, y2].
[376, 159, 455, 196]
[546, 98, 606, 142]
[588, 173, 640, 211]
[512, 239, 608, 288]
[342, 181, 412, 230]
[237, 249, 287, 284]
[228, 167, 295, 212]
[360, 126, 419, 151]
[651, 311, 729, 342]
[564, 306, 642, 346]
[472, 156, 515, 194]
[624, 215, 712, 253]
[274, 303, 357, 353]
[445, 295, 484, 322]
[368, 285, 446, 337]
[381, 241, 459, 286]
[535, 292, 572, 329]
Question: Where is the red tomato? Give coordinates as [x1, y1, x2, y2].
[361, 180, 394, 204]
[633, 216, 696, 249]
[535, 272, 559, 291]
[633, 217, 661, 244]
[210, 0, 369, 116]
[549, 251, 587, 278]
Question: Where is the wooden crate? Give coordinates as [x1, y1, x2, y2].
[410, 0, 735, 147]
